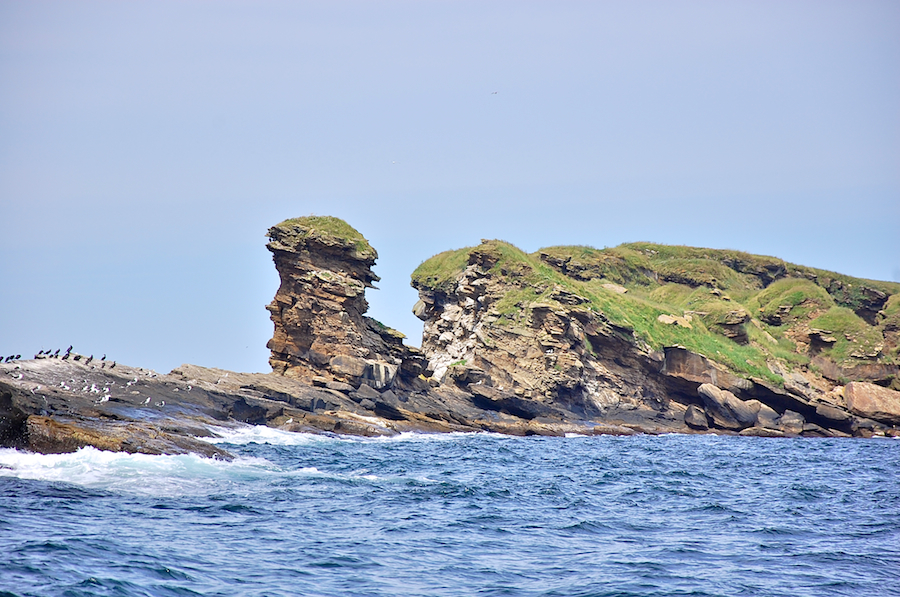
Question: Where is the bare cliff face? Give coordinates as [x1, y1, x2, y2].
[265, 216, 424, 389]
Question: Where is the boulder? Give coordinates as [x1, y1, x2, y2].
[697, 383, 759, 430]
[814, 403, 851, 424]
[778, 410, 805, 435]
[329, 355, 368, 379]
[350, 383, 381, 402]
[750, 400, 780, 429]
[683, 404, 709, 430]
[325, 380, 355, 394]
[844, 382, 900, 425]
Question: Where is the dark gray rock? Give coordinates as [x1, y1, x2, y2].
[697, 383, 759, 430]
[325, 380, 355, 394]
[684, 404, 709, 430]
[351, 383, 381, 402]
[778, 410, 805, 435]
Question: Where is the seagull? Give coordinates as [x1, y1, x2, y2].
[142, 397, 151, 405]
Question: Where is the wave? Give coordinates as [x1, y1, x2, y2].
[0, 447, 282, 496]
[201, 423, 509, 446]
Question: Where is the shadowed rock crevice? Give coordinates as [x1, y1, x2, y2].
[2, 217, 899, 457]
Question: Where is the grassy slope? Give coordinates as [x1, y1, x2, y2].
[412, 241, 900, 384]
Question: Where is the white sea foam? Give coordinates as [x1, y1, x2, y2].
[202, 424, 506, 446]
[0, 447, 278, 496]
[202, 425, 330, 446]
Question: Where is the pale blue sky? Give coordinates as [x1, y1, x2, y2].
[2, 0, 898, 373]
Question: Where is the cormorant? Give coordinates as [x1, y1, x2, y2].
[109, 361, 116, 369]
[67, 345, 73, 353]
[14, 355, 20, 360]
[101, 354, 106, 361]
[53, 349, 60, 357]
[85, 355, 93, 365]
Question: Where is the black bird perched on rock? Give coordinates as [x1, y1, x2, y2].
[62, 352, 70, 360]
[85, 355, 93, 365]
[3, 356, 10, 363]
[53, 349, 60, 357]
[109, 361, 116, 369]
[67, 345, 73, 353]
[101, 354, 106, 362]
[15, 355, 20, 360]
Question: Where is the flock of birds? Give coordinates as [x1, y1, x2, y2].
[3, 349, 172, 408]
[28, 346, 116, 369]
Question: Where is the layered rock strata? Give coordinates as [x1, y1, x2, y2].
[411, 240, 900, 439]
[265, 216, 425, 389]
[3, 218, 900, 458]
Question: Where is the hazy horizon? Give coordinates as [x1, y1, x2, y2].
[2, 0, 898, 373]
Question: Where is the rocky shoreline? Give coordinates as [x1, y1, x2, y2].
[3, 216, 899, 458]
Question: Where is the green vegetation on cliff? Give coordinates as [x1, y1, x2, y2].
[412, 239, 900, 382]
[270, 216, 376, 259]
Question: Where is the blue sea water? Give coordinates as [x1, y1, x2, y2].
[1, 429, 898, 597]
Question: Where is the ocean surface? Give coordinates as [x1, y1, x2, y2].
[1, 429, 898, 597]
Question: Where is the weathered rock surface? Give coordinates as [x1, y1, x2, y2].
[3, 218, 898, 457]
[845, 382, 900, 425]
[265, 216, 425, 386]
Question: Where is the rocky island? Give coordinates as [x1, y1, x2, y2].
[3, 216, 900, 458]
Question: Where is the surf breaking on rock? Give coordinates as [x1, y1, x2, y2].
[2, 215, 899, 458]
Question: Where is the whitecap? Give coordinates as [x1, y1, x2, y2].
[0, 447, 278, 496]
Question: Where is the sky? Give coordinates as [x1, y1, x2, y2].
[1, 0, 898, 374]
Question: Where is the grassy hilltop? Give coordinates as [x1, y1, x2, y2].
[413, 241, 900, 385]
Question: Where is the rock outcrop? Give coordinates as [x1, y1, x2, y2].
[265, 216, 425, 388]
[410, 239, 900, 439]
[3, 217, 899, 458]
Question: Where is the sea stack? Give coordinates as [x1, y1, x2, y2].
[265, 216, 425, 388]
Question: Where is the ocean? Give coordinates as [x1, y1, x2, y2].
[1, 429, 898, 596]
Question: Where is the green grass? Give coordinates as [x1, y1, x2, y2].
[411, 246, 474, 292]
[270, 216, 375, 258]
[411, 238, 900, 382]
[749, 278, 834, 323]
[809, 307, 885, 363]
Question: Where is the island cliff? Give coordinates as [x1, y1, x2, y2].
[2, 216, 899, 457]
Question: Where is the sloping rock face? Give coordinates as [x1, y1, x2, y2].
[413, 246, 674, 426]
[265, 216, 425, 388]
[5, 218, 899, 458]
[412, 240, 900, 438]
